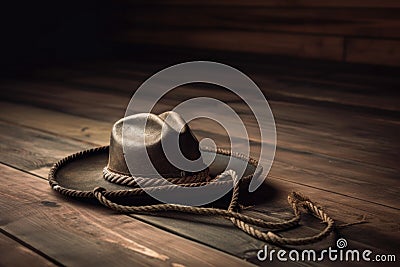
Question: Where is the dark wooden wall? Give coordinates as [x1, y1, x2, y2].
[116, 0, 400, 66]
[2, 0, 400, 77]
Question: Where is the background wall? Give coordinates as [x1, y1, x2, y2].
[117, 0, 400, 66]
[2, 0, 400, 78]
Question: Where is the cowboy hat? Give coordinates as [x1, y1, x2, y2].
[48, 111, 336, 246]
[49, 111, 262, 202]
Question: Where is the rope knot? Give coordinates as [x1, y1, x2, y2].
[93, 187, 107, 194]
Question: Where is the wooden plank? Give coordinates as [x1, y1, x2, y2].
[126, 0, 400, 8]
[346, 38, 400, 66]
[0, 231, 56, 267]
[112, 2, 400, 66]
[1, 95, 399, 185]
[0, 75, 399, 208]
[254, 74, 400, 112]
[0, 101, 112, 146]
[0, 163, 253, 267]
[0, 121, 298, 266]
[0, 117, 95, 178]
[136, 177, 400, 265]
[125, 7, 400, 39]
[67, 62, 400, 113]
[1, 72, 399, 176]
[4, 53, 400, 113]
[0, 60, 398, 202]
[3, 97, 398, 180]
[0, 82, 127, 122]
[118, 30, 344, 61]
[0, 115, 398, 265]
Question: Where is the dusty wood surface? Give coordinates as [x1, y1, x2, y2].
[0, 163, 253, 267]
[0, 54, 399, 266]
[0, 231, 56, 267]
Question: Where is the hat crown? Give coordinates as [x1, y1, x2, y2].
[108, 111, 205, 177]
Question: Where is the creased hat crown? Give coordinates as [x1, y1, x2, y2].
[107, 111, 206, 178]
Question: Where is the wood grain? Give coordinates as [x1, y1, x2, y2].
[126, 7, 400, 39]
[0, 231, 56, 267]
[63, 60, 400, 113]
[0, 55, 399, 265]
[127, 0, 400, 8]
[1, 69, 398, 207]
[346, 38, 400, 66]
[119, 30, 344, 61]
[0, 106, 398, 265]
[107, 0, 400, 66]
[0, 101, 112, 146]
[0, 163, 253, 267]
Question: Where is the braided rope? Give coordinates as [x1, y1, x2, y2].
[93, 171, 301, 230]
[48, 146, 257, 198]
[93, 170, 335, 246]
[49, 146, 335, 246]
[103, 167, 211, 187]
[49, 146, 110, 198]
[227, 191, 335, 246]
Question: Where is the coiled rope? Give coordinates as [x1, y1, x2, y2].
[50, 146, 336, 246]
[94, 170, 334, 246]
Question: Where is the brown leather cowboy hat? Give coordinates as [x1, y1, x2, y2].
[49, 111, 262, 201]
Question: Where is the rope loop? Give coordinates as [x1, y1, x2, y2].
[93, 170, 335, 246]
[49, 146, 337, 247]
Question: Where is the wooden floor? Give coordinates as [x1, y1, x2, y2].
[0, 50, 399, 266]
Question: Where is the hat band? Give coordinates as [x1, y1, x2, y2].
[102, 166, 211, 188]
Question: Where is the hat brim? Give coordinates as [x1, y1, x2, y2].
[50, 146, 262, 201]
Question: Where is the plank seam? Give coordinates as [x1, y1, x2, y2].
[0, 228, 65, 267]
[270, 176, 400, 211]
